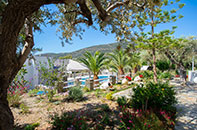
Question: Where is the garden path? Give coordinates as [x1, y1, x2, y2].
[172, 80, 197, 130]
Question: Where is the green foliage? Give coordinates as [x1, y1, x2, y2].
[107, 47, 130, 74]
[47, 89, 55, 102]
[156, 60, 170, 71]
[24, 123, 40, 130]
[13, 65, 28, 86]
[49, 111, 88, 130]
[28, 88, 39, 97]
[135, 70, 154, 80]
[7, 86, 27, 107]
[7, 92, 21, 107]
[117, 96, 130, 107]
[83, 86, 90, 92]
[100, 104, 111, 112]
[59, 55, 72, 59]
[159, 71, 172, 79]
[38, 58, 59, 86]
[106, 92, 114, 100]
[131, 81, 177, 112]
[78, 51, 107, 79]
[20, 103, 30, 114]
[67, 87, 83, 102]
[119, 108, 175, 130]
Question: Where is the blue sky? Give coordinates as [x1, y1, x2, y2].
[34, 0, 197, 54]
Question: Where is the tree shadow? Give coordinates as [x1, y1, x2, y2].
[175, 85, 197, 130]
[49, 102, 120, 130]
[175, 103, 197, 130]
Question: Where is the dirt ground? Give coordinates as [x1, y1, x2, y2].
[12, 92, 118, 130]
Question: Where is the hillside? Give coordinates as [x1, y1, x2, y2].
[38, 42, 128, 59]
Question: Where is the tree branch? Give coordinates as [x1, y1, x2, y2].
[91, 0, 109, 21]
[73, 18, 89, 26]
[164, 51, 182, 67]
[64, 10, 82, 14]
[77, 0, 93, 25]
[18, 17, 34, 67]
[106, 0, 147, 12]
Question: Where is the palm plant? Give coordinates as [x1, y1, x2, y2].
[78, 51, 107, 80]
[108, 48, 130, 75]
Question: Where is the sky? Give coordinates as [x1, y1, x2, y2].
[34, 0, 197, 54]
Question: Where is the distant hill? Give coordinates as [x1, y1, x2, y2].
[38, 42, 128, 59]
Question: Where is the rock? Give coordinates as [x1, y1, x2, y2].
[134, 76, 141, 82]
[122, 78, 128, 85]
[100, 82, 109, 89]
[194, 77, 197, 83]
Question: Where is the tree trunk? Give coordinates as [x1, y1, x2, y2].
[0, 78, 14, 130]
[93, 74, 99, 85]
[151, 7, 157, 83]
[118, 67, 124, 76]
[152, 47, 157, 82]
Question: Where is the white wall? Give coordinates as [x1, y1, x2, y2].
[22, 56, 50, 89]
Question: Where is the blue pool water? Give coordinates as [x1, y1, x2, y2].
[67, 75, 109, 86]
[37, 91, 48, 95]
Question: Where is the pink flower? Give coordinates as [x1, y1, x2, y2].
[144, 123, 146, 126]
[148, 125, 151, 128]
[127, 127, 130, 129]
[129, 120, 132, 123]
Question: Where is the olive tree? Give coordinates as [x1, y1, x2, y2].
[0, 0, 150, 129]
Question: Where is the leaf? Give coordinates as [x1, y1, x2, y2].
[172, 26, 177, 30]
[170, 9, 176, 13]
[178, 3, 185, 9]
[164, 0, 168, 5]
[178, 14, 184, 19]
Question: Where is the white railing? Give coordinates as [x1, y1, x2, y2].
[94, 77, 111, 87]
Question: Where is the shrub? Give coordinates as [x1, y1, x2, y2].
[67, 87, 83, 101]
[7, 86, 27, 107]
[49, 111, 88, 130]
[24, 123, 40, 130]
[28, 88, 39, 97]
[119, 107, 175, 130]
[117, 96, 130, 107]
[20, 103, 30, 114]
[135, 70, 154, 80]
[100, 104, 111, 112]
[106, 92, 114, 100]
[47, 89, 55, 102]
[83, 86, 90, 92]
[159, 72, 172, 79]
[131, 81, 177, 112]
[156, 60, 170, 72]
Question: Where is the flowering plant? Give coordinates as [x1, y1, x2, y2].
[175, 75, 180, 77]
[119, 107, 175, 130]
[125, 76, 132, 81]
[139, 75, 143, 78]
[7, 85, 28, 107]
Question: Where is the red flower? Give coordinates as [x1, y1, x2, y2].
[139, 75, 143, 78]
[125, 76, 132, 81]
[175, 75, 180, 77]
[186, 75, 188, 78]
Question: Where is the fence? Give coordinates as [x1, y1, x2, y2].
[38, 75, 119, 92]
[59, 76, 116, 91]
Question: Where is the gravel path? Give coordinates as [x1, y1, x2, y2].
[173, 82, 197, 130]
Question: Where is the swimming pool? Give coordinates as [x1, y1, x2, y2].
[67, 75, 109, 86]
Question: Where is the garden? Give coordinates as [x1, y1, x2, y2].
[9, 49, 189, 130]
[0, 0, 197, 130]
